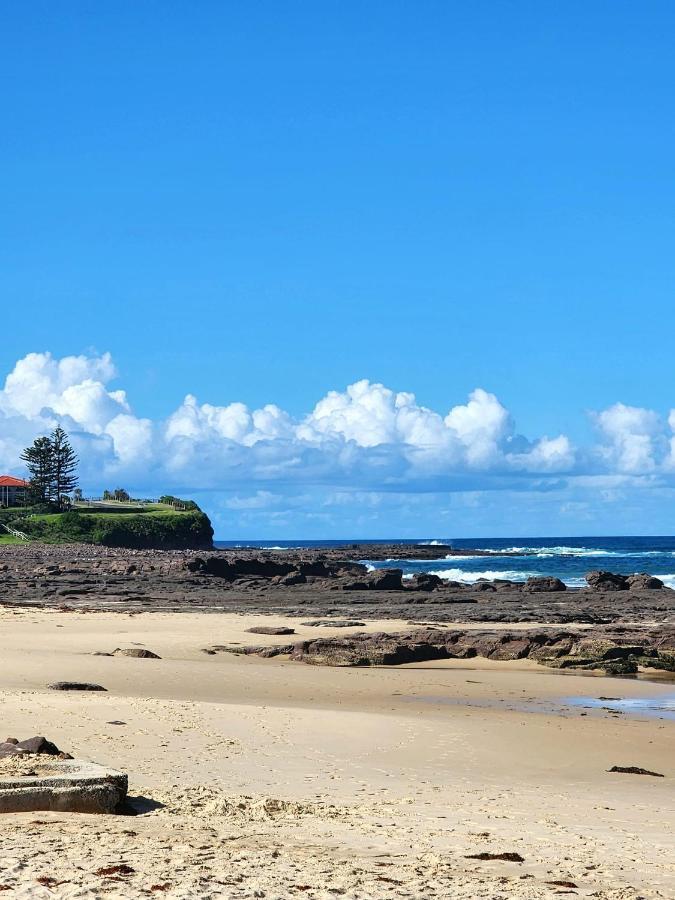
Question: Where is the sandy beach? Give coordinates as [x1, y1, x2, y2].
[0, 604, 672, 899]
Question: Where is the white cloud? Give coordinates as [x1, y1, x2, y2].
[1, 350, 675, 502]
[593, 402, 662, 473]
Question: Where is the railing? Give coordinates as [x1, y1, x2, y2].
[2, 523, 28, 540]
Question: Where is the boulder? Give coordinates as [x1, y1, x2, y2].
[524, 576, 566, 592]
[0, 742, 25, 758]
[585, 571, 628, 591]
[405, 573, 444, 592]
[343, 569, 404, 591]
[626, 573, 664, 590]
[15, 736, 61, 756]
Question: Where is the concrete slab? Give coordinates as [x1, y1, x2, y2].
[0, 758, 127, 814]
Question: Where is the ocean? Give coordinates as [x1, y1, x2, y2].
[213, 536, 675, 588]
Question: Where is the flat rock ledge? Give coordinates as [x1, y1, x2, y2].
[0, 759, 127, 814]
[210, 625, 675, 674]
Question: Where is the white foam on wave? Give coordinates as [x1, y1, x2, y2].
[658, 574, 675, 589]
[472, 545, 673, 558]
[429, 568, 539, 583]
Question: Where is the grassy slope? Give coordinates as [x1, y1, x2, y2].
[6, 506, 214, 550]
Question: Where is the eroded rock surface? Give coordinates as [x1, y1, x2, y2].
[213, 625, 675, 674]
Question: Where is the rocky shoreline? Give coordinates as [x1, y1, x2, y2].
[1, 544, 674, 624]
[1, 543, 675, 675]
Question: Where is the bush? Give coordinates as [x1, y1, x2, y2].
[158, 495, 200, 511]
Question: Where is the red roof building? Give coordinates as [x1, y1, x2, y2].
[0, 475, 28, 507]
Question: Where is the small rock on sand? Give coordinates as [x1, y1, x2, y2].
[246, 627, 296, 636]
[112, 648, 162, 659]
[301, 620, 366, 628]
[47, 682, 107, 691]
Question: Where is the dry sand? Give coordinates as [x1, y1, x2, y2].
[0, 606, 672, 898]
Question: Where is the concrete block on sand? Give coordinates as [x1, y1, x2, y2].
[0, 757, 127, 814]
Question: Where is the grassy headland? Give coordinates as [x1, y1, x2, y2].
[0, 502, 214, 550]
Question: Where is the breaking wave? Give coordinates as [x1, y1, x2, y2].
[429, 568, 540, 583]
[472, 545, 673, 559]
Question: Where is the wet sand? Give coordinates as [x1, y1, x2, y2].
[0, 606, 672, 898]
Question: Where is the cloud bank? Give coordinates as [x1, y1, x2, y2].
[2, 350, 675, 532]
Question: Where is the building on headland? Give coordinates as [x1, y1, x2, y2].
[0, 475, 29, 507]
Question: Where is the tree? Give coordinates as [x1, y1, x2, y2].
[20, 427, 79, 506]
[50, 426, 79, 500]
[20, 436, 54, 503]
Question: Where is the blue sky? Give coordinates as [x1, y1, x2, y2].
[2, 3, 675, 537]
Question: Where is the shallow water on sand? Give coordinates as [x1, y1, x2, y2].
[402, 689, 675, 721]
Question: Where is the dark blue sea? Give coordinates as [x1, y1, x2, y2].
[214, 536, 675, 588]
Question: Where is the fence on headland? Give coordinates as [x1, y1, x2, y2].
[73, 498, 191, 512]
[2, 523, 28, 540]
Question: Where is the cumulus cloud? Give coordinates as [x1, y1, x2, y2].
[2, 350, 675, 500]
[593, 402, 664, 473]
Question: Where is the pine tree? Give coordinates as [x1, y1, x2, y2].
[50, 426, 79, 501]
[20, 436, 54, 503]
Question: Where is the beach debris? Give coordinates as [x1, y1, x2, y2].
[94, 864, 135, 877]
[246, 626, 296, 635]
[465, 852, 525, 863]
[112, 648, 161, 658]
[608, 765, 664, 777]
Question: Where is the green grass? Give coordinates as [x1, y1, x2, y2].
[0, 534, 23, 545]
[32, 507, 192, 523]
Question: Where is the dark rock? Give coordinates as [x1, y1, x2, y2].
[524, 576, 566, 592]
[15, 736, 61, 755]
[0, 742, 25, 757]
[3, 738, 18, 745]
[112, 648, 161, 659]
[246, 626, 296, 635]
[47, 682, 107, 691]
[342, 569, 404, 591]
[465, 852, 524, 863]
[301, 620, 367, 628]
[608, 765, 664, 777]
[405, 573, 444, 592]
[276, 572, 307, 586]
[602, 658, 638, 675]
[585, 571, 628, 591]
[626, 573, 664, 590]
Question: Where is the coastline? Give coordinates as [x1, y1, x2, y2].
[0, 544, 673, 897]
[0, 605, 672, 897]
